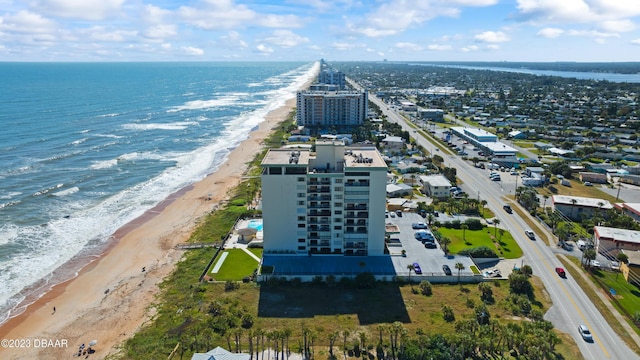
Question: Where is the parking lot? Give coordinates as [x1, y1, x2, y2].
[386, 212, 479, 282]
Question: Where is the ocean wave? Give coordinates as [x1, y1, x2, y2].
[98, 113, 120, 118]
[0, 192, 22, 200]
[121, 121, 199, 131]
[70, 138, 89, 145]
[0, 200, 21, 210]
[52, 187, 79, 197]
[168, 92, 250, 112]
[32, 184, 63, 197]
[90, 159, 118, 169]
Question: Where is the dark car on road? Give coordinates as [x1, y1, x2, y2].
[503, 204, 512, 213]
[442, 264, 452, 275]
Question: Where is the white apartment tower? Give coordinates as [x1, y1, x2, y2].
[261, 140, 387, 256]
[296, 90, 368, 128]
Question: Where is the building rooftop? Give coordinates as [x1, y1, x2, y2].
[344, 148, 387, 168]
[553, 195, 614, 209]
[482, 142, 517, 154]
[261, 148, 311, 166]
[622, 250, 640, 265]
[420, 174, 452, 187]
[595, 226, 640, 244]
[621, 203, 640, 216]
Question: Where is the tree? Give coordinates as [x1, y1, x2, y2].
[493, 219, 501, 238]
[439, 237, 451, 255]
[583, 248, 597, 269]
[455, 262, 465, 284]
[478, 282, 493, 303]
[419, 280, 433, 296]
[616, 253, 629, 264]
[461, 224, 469, 243]
[407, 263, 415, 285]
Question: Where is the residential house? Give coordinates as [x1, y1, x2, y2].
[420, 175, 452, 200]
[551, 195, 613, 221]
[595, 226, 640, 254]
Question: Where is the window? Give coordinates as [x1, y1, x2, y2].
[297, 177, 305, 182]
[334, 186, 343, 191]
[297, 223, 306, 228]
[298, 246, 306, 250]
[297, 193, 305, 198]
[335, 179, 343, 183]
[334, 225, 342, 230]
[298, 238, 306, 243]
[334, 202, 343, 207]
[335, 194, 343, 199]
[335, 210, 342, 215]
[297, 216, 305, 221]
[297, 200, 305, 206]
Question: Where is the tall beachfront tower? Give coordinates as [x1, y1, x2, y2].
[296, 90, 368, 128]
[261, 140, 387, 256]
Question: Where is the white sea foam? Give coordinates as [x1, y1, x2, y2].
[0, 200, 21, 210]
[121, 121, 199, 131]
[70, 138, 89, 145]
[32, 184, 64, 197]
[52, 187, 79, 197]
[168, 92, 250, 112]
[90, 159, 118, 169]
[0, 192, 22, 200]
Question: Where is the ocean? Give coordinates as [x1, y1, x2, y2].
[0, 61, 318, 324]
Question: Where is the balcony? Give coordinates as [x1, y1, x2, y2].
[308, 202, 331, 209]
[308, 194, 331, 201]
[346, 204, 367, 210]
[308, 210, 331, 217]
[345, 181, 370, 187]
[308, 179, 331, 185]
[309, 186, 331, 193]
[308, 225, 330, 232]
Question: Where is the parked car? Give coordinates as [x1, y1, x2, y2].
[424, 241, 437, 249]
[413, 262, 422, 274]
[442, 264, 452, 276]
[503, 204, 512, 213]
[555, 267, 566, 278]
[395, 210, 403, 217]
[578, 325, 593, 342]
[412, 222, 428, 229]
[584, 181, 593, 186]
[524, 230, 535, 240]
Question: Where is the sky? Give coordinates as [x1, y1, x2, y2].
[1, 0, 640, 62]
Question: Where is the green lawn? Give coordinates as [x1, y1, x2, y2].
[591, 269, 640, 323]
[438, 227, 523, 259]
[210, 248, 260, 281]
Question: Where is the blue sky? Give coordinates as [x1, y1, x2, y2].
[1, 0, 640, 62]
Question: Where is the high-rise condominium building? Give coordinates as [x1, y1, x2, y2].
[296, 90, 368, 128]
[261, 140, 387, 256]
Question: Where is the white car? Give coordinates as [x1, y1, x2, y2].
[524, 230, 535, 240]
[578, 325, 593, 342]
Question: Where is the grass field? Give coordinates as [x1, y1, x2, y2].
[438, 227, 524, 259]
[211, 248, 261, 281]
[536, 179, 619, 203]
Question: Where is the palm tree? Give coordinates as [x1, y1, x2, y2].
[461, 224, 469, 243]
[583, 248, 597, 270]
[427, 213, 434, 227]
[455, 262, 465, 284]
[407, 263, 415, 285]
[493, 219, 501, 238]
[542, 195, 549, 210]
[570, 198, 578, 219]
[480, 199, 488, 216]
[439, 237, 451, 255]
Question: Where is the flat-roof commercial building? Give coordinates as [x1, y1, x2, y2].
[450, 126, 518, 166]
[296, 90, 368, 128]
[261, 140, 387, 257]
[552, 195, 613, 221]
[595, 226, 640, 253]
[419, 175, 452, 200]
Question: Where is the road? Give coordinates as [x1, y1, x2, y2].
[363, 88, 639, 359]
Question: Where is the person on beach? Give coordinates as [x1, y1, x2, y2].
[52, 306, 56, 314]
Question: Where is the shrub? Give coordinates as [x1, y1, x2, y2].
[464, 218, 483, 231]
[442, 305, 455, 322]
[458, 246, 498, 258]
[419, 280, 432, 296]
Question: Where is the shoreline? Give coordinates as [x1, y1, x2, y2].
[0, 70, 316, 359]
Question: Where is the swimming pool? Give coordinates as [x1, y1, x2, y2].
[247, 219, 263, 231]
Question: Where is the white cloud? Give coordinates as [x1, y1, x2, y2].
[347, 0, 496, 38]
[461, 45, 479, 52]
[395, 42, 422, 51]
[331, 42, 353, 51]
[515, 0, 640, 26]
[262, 30, 309, 48]
[599, 19, 635, 33]
[142, 25, 177, 40]
[475, 31, 510, 43]
[84, 26, 137, 42]
[179, 1, 255, 30]
[31, 0, 125, 21]
[219, 31, 248, 49]
[537, 27, 564, 38]
[142, 5, 172, 25]
[428, 44, 452, 51]
[257, 14, 304, 28]
[567, 29, 620, 39]
[182, 46, 204, 56]
[0, 10, 58, 34]
[486, 44, 500, 49]
[255, 44, 273, 54]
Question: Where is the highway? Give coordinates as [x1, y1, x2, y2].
[366, 91, 639, 360]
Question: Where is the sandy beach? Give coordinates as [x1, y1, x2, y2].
[0, 74, 314, 359]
